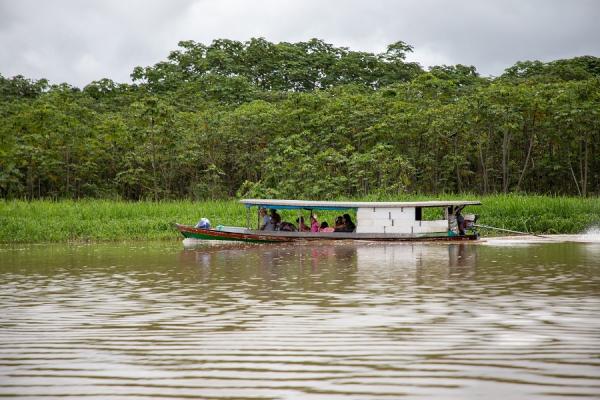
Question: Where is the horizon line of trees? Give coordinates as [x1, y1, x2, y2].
[1, 38, 599, 200]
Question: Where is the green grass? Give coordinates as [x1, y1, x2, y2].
[1, 195, 599, 243]
[471, 194, 600, 235]
[0, 200, 245, 243]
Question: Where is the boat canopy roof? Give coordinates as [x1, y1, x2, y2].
[240, 199, 481, 211]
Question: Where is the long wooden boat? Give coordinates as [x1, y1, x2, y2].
[176, 199, 481, 243]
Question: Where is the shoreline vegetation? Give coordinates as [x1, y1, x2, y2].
[1, 195, 599, 243]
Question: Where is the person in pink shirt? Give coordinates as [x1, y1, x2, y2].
[319, 221, 335, 233]
[310, 214, 319, 232]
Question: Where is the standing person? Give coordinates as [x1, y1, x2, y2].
[455, 209, 465, 236]
[270, 209, 281, 230]
[310, 213, 319, 232]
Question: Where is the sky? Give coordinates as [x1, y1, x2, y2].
[1, 0, 599, 88]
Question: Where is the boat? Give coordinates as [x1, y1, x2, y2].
[175, 199, 481, 243]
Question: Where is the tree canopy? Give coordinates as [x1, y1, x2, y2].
[1, 38, 599, 200]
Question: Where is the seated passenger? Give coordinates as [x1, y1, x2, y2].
[343, 213, 356, 232]
[319, 221, 335, 233]
[296, 216, 310, 232]
[259, 208, 272, 231]
[333, 216, 346, 232]
[310, 214, 319, 232]
[279, 221, 297, 231]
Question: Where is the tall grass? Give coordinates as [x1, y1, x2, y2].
[0, 200, 244, 242]
[477, 194, 600, 234]
[1, 195, 599, 243]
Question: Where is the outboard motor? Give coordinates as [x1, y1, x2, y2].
[463, 214, 478, 229]
[463, 214, 479, 238]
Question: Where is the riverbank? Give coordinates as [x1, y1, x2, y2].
[1, 195, 599, 243]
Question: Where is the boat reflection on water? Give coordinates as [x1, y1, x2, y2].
[181, 241, 477, 286]
[184, 240, 476, 264]
[355, 243, 477, 287]
[355, 242, 476, 268]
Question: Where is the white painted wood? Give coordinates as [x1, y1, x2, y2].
[242, 199, 482, 209]
[391, 211, 416, 220]
[358, 219, 394, 227]
[357, 205, 420, 233]
[357, 209, 392, 219]
[413, 220, 448, 233]
[357, 207, 416, 218]
[358, 211, 415, 225]
[356, 225, 386, 233]
[383, 225, 414, 234]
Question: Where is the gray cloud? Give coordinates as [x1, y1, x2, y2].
[1, 0, 599, 87]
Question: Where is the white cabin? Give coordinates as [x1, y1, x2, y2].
[356, 206, 441, 234]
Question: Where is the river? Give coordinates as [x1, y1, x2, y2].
[1, 240, 599, 399]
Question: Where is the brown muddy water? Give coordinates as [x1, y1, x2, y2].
[1, 240, 599, 399]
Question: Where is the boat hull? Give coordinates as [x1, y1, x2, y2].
[175, 224, 479, 243]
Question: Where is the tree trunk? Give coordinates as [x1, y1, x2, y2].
[582, 138, 588, 197]
[516, 115, 536, 191]
[454, 134, 463, 192]
[149, 117, 158, 201]
[502, 130, 511, 193]
[65, 147, 70, 198]
[478, 141, 488, 194]
[569, 160, 582, 196]
[27, 161, 33, 200]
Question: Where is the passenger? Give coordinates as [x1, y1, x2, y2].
[319, 221, 335, 233]
[270, 209, 281, 230]
[259, 208, 271, 231]
[343, 213, 356, 232]
[310, 214, 319, 232]
[296, 216, 310, 232]
[279, 221, 297, 231]
[334, 216, 346, 232]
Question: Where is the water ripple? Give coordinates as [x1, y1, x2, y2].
[1, 242, 599, 399]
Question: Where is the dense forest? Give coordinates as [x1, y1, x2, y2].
[1, 38, 599, 200]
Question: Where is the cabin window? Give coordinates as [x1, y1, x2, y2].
[417, 207, 446, 221]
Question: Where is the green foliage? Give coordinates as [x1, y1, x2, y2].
[501, 56, 600, 82]
[1, 39, 599, 201]
[132, 38, 422, 92]
[0, 199, 247, 242]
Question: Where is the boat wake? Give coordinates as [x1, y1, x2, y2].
[576, 226, 600, 242]
[484, 227, 600, 245]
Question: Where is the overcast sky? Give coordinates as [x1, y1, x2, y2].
[1, 0, 599, 88]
